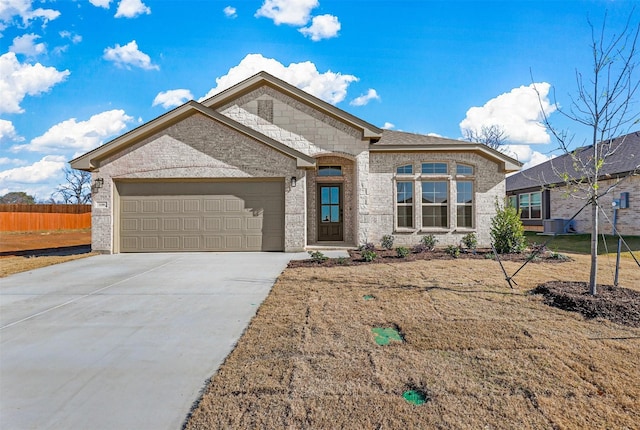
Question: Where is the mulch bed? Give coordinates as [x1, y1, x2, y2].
[531, 281, 640, 327]
[288, 248, 571, 268]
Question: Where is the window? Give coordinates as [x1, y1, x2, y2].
[457, 181, 473, 228]
[422, 162, 448, 174]
[396, 181, 413, 228]
[396, 164, 413, 174]
[519, 192, 541, 219]
[318, 166, 342, 176]
[508, 195, 517, 209]
[422, 181, 448, 227]
[457, 164, 474, 175]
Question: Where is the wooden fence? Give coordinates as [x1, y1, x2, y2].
[0, 204, 92, 232]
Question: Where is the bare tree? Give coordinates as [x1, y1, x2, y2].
[54, 167, 92, 204]
[535, 10, 640, 295]
[463, 124, 508, 151]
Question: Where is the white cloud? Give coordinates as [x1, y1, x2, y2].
[299, 14, 340, 41]
[0, 0, 60, 36]
[382, 122, 395, 130]
[60, 30, 82, 44]
[0, 52, 70, 114]
[152, 89, 193, 109]
[223, 6, 237, 18]
[460, 82, 556, 145]
[0, 155, 66, 184]
[200, 53, 358, 105]
[0, 156, 26, 165]
[0, 119, 23, 142]
[115, 0, 151, 18]
[255, 0, 318, 26]
[503, 144, 554, 170]
[10, 33, 46, 56]
[350, 88, 379, 106]
[15, 109, 133, 153]
[88, 0, 112, 8]
[103, 40, 159, 70]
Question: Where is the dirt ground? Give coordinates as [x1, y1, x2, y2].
[0, 230, 94, 278]
[0, 229, 91, 253]
[185, 254, 640, 429]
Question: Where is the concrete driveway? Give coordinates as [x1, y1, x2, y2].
[0, 252, 303, 430]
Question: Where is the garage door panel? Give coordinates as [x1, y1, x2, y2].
[119, 181, 284, 252]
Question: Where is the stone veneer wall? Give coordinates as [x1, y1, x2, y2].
[550, 175, 640, 235]
[367, 152, 505, 247]
[90, 113, 305, 253]
[306, 156, 356, 245]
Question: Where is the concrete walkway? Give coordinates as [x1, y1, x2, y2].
[0, 252, 316, 430]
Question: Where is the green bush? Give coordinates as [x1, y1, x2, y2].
[490, 199, 526, 254]
[445, 245, 461, 258]
[461, 232, 477, 251]
[362, 250, 377, 262]
[381, 235, 395, 250]
[308, 250, 328, 262]
[420, 234, 438, 251]
[396, 246, 410, 258]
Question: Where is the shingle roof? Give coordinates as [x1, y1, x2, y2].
[506, 131, 640, 192]
[375, 129, 464, 146]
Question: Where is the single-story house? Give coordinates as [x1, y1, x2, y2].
[71, 71, 521, 253]
[506, 131, 639, 235]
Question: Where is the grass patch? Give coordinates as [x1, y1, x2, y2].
[185, 254, 640, 429]
[525, 231, 640, 255]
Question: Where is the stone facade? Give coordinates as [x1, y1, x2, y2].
[91, 113, 304, 253]
[368, 152, 505, 247]
[549, 175, 640, 235]
[82, 79, 513, 253]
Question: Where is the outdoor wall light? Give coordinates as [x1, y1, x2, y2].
[291, 176, 297, 187]
[93, 178, 104, 189]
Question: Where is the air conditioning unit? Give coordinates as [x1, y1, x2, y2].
[543, 219, 576, 234]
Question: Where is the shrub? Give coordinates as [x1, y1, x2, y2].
[420, 234, 438, 251]
[396, 246, 410, 258]
[358, 242, 376, 251]
[490, 199, 526, 254]
[362, 250, 377, 262]
[336, 256, 348, 265]
[308, 250, 328, 262]
[461, 232, 478, 251]
[381, 235, 395, 250]
[445, 245, 461, 258]
[484, 252, 496, 260]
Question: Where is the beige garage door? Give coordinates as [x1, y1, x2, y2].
[118, 181, 284, 252]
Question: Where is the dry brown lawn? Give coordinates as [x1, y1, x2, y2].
[0, 229, 94, 277]
[185, 254, 640, 429]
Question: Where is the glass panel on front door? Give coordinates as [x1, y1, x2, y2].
[318, 185, 343, 241]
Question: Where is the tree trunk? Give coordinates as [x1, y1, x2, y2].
[589, 192, 598, 295]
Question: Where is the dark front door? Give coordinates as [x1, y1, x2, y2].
[317, 184, 343, 241]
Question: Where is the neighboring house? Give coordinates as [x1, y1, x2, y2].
[71, 72, 521, 253]
[506, 131, 640, 235]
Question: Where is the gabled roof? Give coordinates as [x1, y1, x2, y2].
[70, 100, 316, 171]
[201, 71, 383, 139]
[372, 129, 522, 173]
[506, 131, 640, 192]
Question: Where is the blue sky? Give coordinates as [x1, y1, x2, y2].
[0, 0, 638, 201]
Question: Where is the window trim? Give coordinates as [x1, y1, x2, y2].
[519, 191, 542, 220]
[421, 180, 449, 229]
[456, 180, 474, 229]
[395, 180, 415, 230]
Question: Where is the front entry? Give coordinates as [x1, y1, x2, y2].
[317, 184, 343, 241]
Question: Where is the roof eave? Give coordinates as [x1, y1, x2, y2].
[202, 71, 383, 140]
[70, 100, 316, 171]
[370, 143, 522, 173]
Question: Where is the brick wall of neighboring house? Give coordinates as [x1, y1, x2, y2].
[550, 175, 640, 236]
[368, 152, 506, 248]
[91, 113, 305, 253]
